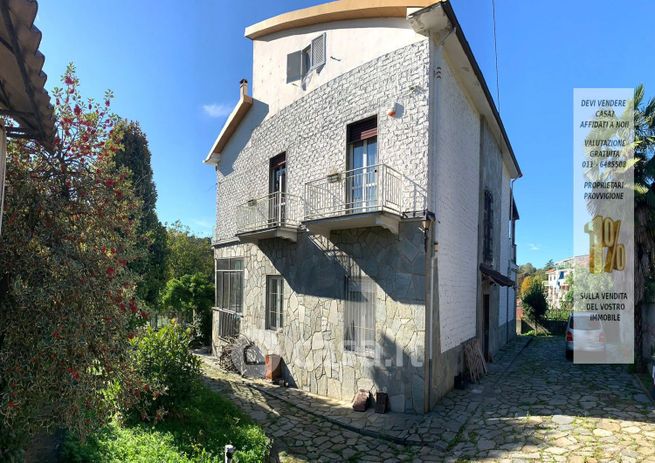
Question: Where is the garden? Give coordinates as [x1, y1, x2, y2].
[0, 66, 269, 462]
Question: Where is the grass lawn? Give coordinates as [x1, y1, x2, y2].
[62, 381, 270, 463]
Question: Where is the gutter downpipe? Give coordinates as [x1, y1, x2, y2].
[423, 23, 455, 414]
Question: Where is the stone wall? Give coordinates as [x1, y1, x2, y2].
[214, 39, 430, 245]
[213, 222, 427, 412]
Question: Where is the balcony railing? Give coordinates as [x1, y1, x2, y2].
[236, 191, 302, 234]
[304, 164, 426, 221]
[214, 308, 240, 339]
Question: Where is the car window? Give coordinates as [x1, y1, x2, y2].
[570, 314, 601, 330]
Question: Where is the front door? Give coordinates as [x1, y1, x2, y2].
[347, 137, 377, 213]
[269, 153, 286, 226]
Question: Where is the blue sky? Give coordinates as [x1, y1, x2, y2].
[35, 1, 654, 268]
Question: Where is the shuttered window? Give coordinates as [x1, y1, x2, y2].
[286, 51, 302, 83]
[286, 33, 327, 82]
[310, 33, 326, 70]
[347, 117, 377, 143]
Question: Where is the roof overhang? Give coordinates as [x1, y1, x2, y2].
[408, 1, 522, 179]
[480, 263, 515, 287]
[204, 85, 253, 165]
[245, 0, 436, 40]
[0, 0, 54, 148]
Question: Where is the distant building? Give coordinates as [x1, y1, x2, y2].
[544, 256, 588, 310]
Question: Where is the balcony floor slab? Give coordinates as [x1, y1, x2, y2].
[302, 210, 400, 237]
[236, 226, 298, 243]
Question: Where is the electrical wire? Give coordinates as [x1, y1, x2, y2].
[491, 0, 501, 113]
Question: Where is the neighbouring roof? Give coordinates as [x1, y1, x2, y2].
[0, 0, 54, 147]
[245, 0, 436, 40]
[511, 196, 519, 220]
[480, 263, 515, 287]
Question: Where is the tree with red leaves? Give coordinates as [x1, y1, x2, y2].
[0, 64, 146, 457]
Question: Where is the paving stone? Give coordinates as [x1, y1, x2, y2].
[197, 336, 655, 462]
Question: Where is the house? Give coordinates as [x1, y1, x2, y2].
[544, 255, 589, 310]
[204, 0, 521, 413]
[0, 0, 55, 234]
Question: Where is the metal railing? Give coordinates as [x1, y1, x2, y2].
[214, 308, 241, 339]
[304, 164, 422, 221]
[236, 191, 302, 234]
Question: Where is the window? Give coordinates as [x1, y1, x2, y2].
[301, 46, 311, 78]
[347, 117, 378, 213]
[286, 33, 326, 82]
[268, 153, 287, 226]
[344, 275, 375, 355]
[483, 190, 494, 263]
[265, 276, 284, 330]
[215, 258, 244, 313]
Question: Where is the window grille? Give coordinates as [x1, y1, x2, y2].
[215, 258, 244, 313]
[265, 275, 284, 330]
[344, 274, 375, 355]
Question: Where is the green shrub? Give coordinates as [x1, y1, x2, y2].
[160, 273, 214, 346]
[522, 278, 548, 325]
[62, 382, 270, 463]
[127, 320, 201, 421]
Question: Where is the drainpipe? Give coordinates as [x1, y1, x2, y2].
[423, 212, 436, 413]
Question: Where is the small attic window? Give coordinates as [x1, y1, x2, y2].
[286, 33, 326, 83]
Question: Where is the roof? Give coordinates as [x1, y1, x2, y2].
[0, 0, 55, 147]
[245, 0, 435, 40]
[480, 263, 515, 287]
[204, 80, 253, 164]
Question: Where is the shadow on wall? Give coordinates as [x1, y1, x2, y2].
[367, 331, 425, 413]
[217, 98, 269, 178]
[258, 222, 425, 305]
[258, 233, 347, 299]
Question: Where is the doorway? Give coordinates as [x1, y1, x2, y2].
[269, 153, 286, 226]
[346, 117, 378, 213]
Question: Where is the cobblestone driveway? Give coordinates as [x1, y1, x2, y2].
[201, 336, 655, 462]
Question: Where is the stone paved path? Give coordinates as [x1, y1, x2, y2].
[200, 336, 655, 462]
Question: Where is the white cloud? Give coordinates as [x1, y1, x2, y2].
[528, 243, 541, 251]
[191, 219, 213, 230]
[202, 103, 232, 118]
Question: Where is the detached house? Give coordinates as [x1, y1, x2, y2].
[204, 0, 521, 413]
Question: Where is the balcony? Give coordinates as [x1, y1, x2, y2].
[303, 164, 426, 236]
[235, 191, 302, 243]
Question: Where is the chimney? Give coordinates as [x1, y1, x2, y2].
[239, 79, 248, 98]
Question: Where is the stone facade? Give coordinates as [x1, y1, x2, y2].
[213, 223, 427, 412]
[209, 15, 520, 413]
[214, 39, 430, 245]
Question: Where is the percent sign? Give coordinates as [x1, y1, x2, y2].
[584, 215, 625, 273]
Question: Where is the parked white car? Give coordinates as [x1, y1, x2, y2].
[565, 312, 606, 360]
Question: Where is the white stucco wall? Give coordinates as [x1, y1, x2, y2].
[499, 163, 511, 326]
[252, 18, 425, 118]
[433, 50, 481, 353]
